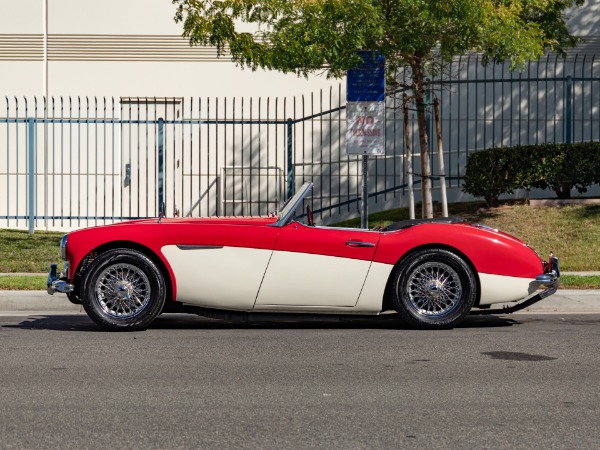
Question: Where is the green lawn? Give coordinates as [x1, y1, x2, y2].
[560, 275, 600, 289]
[0, 276, 48, 290]
[0, 229, 63, 273]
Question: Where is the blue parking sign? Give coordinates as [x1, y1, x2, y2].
[347, 51, 385, 102]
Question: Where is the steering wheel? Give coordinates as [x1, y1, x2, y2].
[306, 205, 315, 227]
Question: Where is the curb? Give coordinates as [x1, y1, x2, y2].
[515, 289, 600, 314]
[0, 291, 82, 312]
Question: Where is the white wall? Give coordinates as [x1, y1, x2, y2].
[0, 0, 341, 100]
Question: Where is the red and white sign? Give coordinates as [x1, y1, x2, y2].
[346, 102, 385, 155]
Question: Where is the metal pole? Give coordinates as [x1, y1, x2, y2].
[158, 117, 164, 216]
[361, 155, 368, 229]
[566, 75, 573, 144]
[27, 118, 35, 235]
[286, 118, 294, 199]
[433, 99, 448, 217]
[43, 0, 49, 230]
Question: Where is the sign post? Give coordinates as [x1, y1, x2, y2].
[347, 51, 385, 229]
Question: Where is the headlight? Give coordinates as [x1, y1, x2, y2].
[60, 234, 68, 261]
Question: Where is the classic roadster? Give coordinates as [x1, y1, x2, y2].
[48, 182, 559, 330]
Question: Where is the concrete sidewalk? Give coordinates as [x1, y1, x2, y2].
[0, 289, 598, 314]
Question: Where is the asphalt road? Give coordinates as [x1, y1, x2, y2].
[1, 312, 599, 449]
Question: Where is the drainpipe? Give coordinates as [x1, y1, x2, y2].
[43, 0, 49, 229]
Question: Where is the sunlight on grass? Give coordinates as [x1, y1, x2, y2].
[560, 275, 600, 290]
[0, 229, 63, 273]
[0, 276, 47, 290]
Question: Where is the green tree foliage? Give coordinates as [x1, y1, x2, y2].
[173, 0, 582, 217]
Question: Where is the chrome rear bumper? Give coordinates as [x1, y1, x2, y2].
[47, 263, 75, 295]
[472, 255, 560, 315]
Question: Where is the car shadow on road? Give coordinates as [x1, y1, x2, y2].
[4, 313, 520, 332]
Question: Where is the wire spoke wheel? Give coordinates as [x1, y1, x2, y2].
[392, 249, 477, 329]
[81, 249, 166, 330]
[406, 262, 462, 317]
[95, 263, 151, 318]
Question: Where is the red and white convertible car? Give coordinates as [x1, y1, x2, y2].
[48, 182, 559, 330]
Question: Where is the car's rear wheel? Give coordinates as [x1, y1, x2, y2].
[391, 248, 477, 329]
[80, 249, 166, 331]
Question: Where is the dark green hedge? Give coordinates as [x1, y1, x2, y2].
[462, 142, 600, 206]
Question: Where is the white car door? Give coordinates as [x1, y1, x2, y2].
[254, 223, 380, 308]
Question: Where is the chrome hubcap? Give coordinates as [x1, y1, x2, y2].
[406, 262, 462, 317]
[95, 263, 151, 318]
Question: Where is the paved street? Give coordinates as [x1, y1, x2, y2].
[1, 312, 599, 449]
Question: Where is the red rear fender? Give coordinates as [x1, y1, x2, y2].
[374, 223, 542, 279]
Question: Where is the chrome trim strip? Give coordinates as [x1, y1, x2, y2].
[472, 224, 498, 232]
[176, 245, 224, 250]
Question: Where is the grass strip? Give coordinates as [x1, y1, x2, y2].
[559, 275, 600, 290]
[0, 276, 47, 290]
[0, 229, 63, 273]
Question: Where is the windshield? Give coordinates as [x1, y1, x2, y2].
[274, 182, 313, 227]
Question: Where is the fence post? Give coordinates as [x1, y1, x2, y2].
[403, 94, 415, 220]
[433, 99, 448, 217]
[361, 155, 369, 229]
[286, 118, 294, 199]
[157, 117, 166, 217]
[566, 75, 573, 144]
[158, 117, 164, 216]
[27, 117, 35, 235]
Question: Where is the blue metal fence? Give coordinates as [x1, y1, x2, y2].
[1, 55, 599, 231]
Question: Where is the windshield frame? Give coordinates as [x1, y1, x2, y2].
[271, 182, 313, 227]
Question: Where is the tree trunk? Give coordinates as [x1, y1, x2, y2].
[411, 61, 433, 218]
[554, 183, 572, 199]
[402, 94, 415, 220]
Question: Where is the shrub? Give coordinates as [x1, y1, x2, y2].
[462, 147, 523, 207]
[462, 142, 600, 206]
[530, 142, 600, 198]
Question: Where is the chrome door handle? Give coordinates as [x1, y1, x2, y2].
[346, 240, 375, 248]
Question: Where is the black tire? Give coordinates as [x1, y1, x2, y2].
[80, 249, 166, 331]
[391, 248, 477, 329]
[66, 292, 81, 305]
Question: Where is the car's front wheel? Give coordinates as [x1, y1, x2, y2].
[391, 248, 477, 329]
[80, 249, 166, 331]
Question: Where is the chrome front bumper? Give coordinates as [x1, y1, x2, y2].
[47, 263, 75, 295]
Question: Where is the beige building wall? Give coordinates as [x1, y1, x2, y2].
[0, 0, 341, 100]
